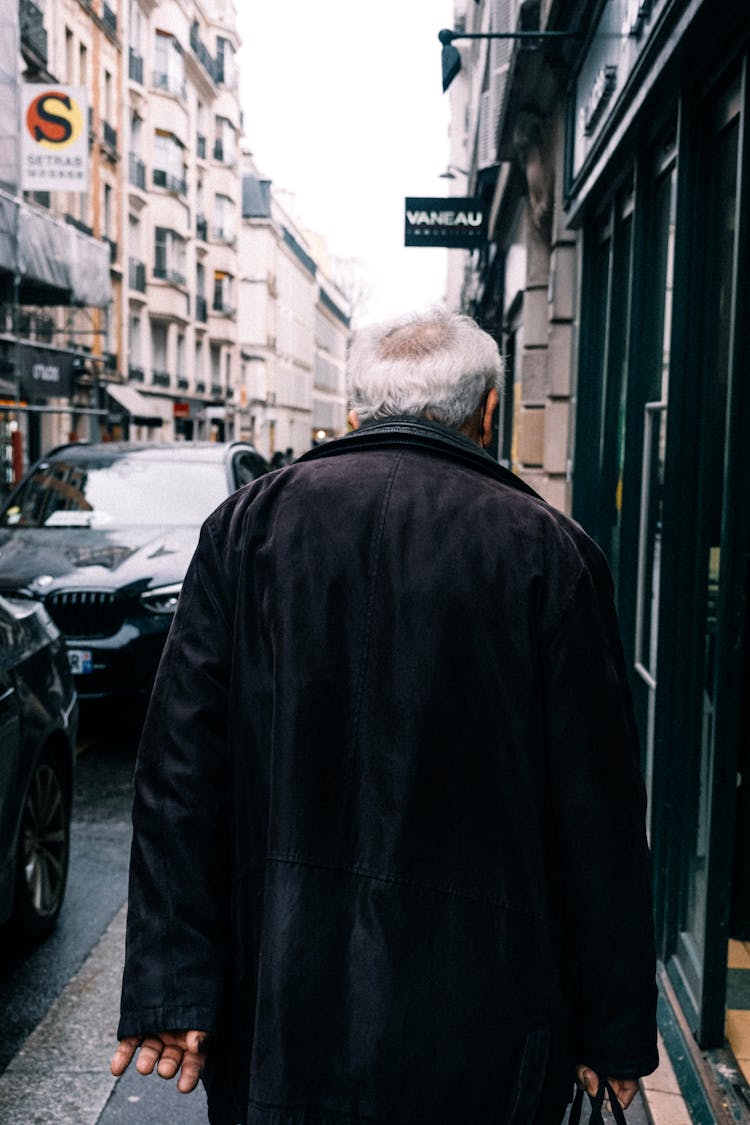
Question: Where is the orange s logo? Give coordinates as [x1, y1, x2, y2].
[26, 91, 84, 149]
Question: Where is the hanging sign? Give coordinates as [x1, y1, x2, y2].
[404, 197, 487, 248]
[19, 344, 74, 398]
[21, 85, 89, 192]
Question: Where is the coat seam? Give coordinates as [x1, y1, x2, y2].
[266, 852, 551, 923]
[344, 452, 404, 826]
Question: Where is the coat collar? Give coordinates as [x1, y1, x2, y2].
[297, 416, 543, 502]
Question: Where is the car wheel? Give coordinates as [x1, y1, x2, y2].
[14, 751, 71, 940]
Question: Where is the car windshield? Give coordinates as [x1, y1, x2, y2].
[1, 454, 228, 529]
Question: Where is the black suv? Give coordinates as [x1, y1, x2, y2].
[0, 441, 268, 698]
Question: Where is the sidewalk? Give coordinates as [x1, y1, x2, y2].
[0, 903, 681, 1124]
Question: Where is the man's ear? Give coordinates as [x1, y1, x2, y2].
[348, 410, 361, 431]
[482, 388, 499, 446]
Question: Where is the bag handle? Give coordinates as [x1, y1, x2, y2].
[569, 1077, 629, 1124]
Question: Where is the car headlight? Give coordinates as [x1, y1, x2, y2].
[140, 583, 183, 615]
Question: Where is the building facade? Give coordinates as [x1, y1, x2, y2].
[446, 0, 750, 1118]
[239, 166, 349, 461]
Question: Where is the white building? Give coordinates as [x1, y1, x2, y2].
[239, 165, 350, 461]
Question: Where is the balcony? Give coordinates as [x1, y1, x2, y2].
[196, 134, 207, 160]
[190, 22, 218, 84]
[153, 71, 187, 100]
[195, 295, 208, 322]
[128, 258, 146, 292]
[212, 225, 235, 246]
[196, 215, 208, 241]
[154, 265, 186, 287]
[102, 2, 117, 35]
[103, 121, 117, 153]
[152, 370, 171, 388]
[129, 365, 145, 383]
[129, 49, 144, 85]
[128, 152, 146, 190]
[20, 0, 47, 67]
[152, 168, 186, 196]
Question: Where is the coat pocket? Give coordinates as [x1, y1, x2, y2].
[503, 1025, 551, 1125]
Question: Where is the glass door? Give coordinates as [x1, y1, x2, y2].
[666, 66, 748, 1047]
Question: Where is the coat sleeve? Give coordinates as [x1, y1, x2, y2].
[118, 517, 232, 1039]
[542, 535, 658, 1079]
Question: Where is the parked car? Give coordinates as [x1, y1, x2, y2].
[0, 441, 268, 699]
[0, 593, 78, 939]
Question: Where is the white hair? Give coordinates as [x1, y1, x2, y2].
[347, 310, 503, 428]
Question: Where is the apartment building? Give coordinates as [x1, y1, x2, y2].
[0, 0, 113, 478]
[122, 0, 243, 440]
[239, 167, 350, 461]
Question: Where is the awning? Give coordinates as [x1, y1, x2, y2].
[105, 383, 164, 427]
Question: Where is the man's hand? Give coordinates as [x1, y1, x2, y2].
[111, 1030, 208, 1093]
[577, 1065, 639, 1111]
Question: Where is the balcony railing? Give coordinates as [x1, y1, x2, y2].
[103, 121, 117, 152]
[129, 365, 145, 383]
[129, 152, 146, 190]
[190, 22, 218, 84]
[128, 258, 146, 292]
[20, 0, 47, 66]
[154, 265, 186, 286]
[129, 48, 144, 84]
[195, 295, 208, 322]
[153, 71, 187, 100]
[152, 370, 171, 387]
[152, 168, 186, 196]
[196, 134, 207, 160]
[65, 213, 93, 237]
[196, 215, 208, 241]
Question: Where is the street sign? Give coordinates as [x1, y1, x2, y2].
[21, 85, 89, 192]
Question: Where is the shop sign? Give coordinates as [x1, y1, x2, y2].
[572, 0, 664, 179]
[19, 344, 74, 398]
[21, 85, 89, 192]
[404, 198, 487, 248]
[173, 400, 190, 417]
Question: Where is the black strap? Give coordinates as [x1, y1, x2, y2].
[569, 1078, 629, 1124]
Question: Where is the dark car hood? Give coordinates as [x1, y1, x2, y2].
[0, 525, 200, 595]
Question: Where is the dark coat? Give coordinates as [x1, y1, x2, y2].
[118, 419, 658, 1125]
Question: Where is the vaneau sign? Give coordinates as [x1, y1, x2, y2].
[404, 197, 487, 248]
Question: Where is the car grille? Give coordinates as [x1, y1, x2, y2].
[44, 590, 126, 639]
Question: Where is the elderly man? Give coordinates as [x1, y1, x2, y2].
[112, 311, 657, 1124]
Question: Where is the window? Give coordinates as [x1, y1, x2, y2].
[154, 227, 186, 285]
[79, 42, 88, 86]
[103, 183, 113, 238]
[153, 130, 185, 194]
[153, 31, 185, 99]
[128, 314, 141, 362]
[212, 194, 235, 243]
[216, 37, 238, 89]
[213, 116, 236, 165]
[65, 28, 74, 83]
[213, 271, 233, 314]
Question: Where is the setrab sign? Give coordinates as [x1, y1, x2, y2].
[404, 197, 487, 249]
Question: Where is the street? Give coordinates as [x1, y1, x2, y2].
[0, 703, 210, 1124]
[0, 702, 646, 1125]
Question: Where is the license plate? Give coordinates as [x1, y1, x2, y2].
[67, 649, 93, 675]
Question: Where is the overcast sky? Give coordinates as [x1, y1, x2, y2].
[236, 0, 455, 325]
